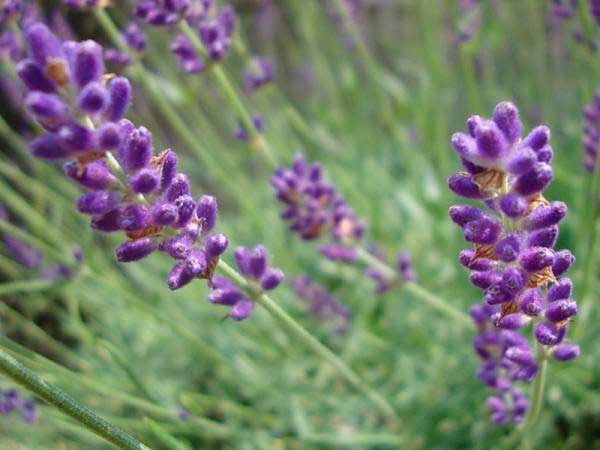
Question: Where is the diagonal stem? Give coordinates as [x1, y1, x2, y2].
[0, 347, 152, 450]
[216, 259, 398, 423]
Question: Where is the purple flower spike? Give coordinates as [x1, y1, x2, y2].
[116, 238, 156, 262]
[449, 101, 578, 426]
[122, 126, 153, 173]
[203, 233, 228, 259]
[106, 76, 132, 121]
[24, 22, 63, 68]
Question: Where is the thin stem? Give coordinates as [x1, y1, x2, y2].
[0, 278, 60, 296]
[354, 248, 473, 329]
[524, 356, 548, 427]
[0, 347, 152, 450]
[177, 21, 279, 168]
[216, 260, 398, 423]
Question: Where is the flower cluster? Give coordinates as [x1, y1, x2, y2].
[582, 90, 600, 172]
[208, 245, 283, 320]
[271, 153, 366, 246]
[243, 57, 274, 93]
[449, 101, 579, 424]
[291, 276, 351, 335]
[0, 387, 37, 423]
[364, 248, 416, 294]
[16, 23, 229, 293]
[135, 0, 236, 68]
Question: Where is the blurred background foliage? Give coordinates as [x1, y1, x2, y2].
[0, 0, 599, 449]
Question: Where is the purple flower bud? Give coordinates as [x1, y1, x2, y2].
[230, 299, 254, 321]
[319, 244, 357, 262]
[77, 81, 109, 114]
[122, 126, 153, 173]
[25, 92, 68, 125]
[204, 233, 228, 259]
[150, 201, 178, 226]
[474, 121, 508, 160]
[512, 163, 553, 196]
[464, 216, 502, 245]
[130, 168, 160, 194]
[90, 208, 122, 232]
[64, 160, 116, 190]
[106, 76, 132, 121]
[77, 190, 117, 215]
[196, 195, 217, 232]
[96, 122, 121, 149]
[57, 121, 95, 153]
[499, 267, 527, 298]
[448, 205, 484, 227]
[3, 235, 43, 269]
[160, 150, 178, 191]
[536, 145, 553, 163]
[484, 284, 510, 305]
[118, 204, 149, 231]
[185, 250, 207, 276]
[166, 173, 190, 202]
[16, 59, 56, 93]
[525, 202, 567, 230]
[545, 299, 577, 322]
[160, 233, 193, 259]
[505, 346, 534, 366]
[522, 125, 550, 151]
[30, 134, 71, 160]
[174, 194, 196, 228]
[248, 245, 267, 279]
[469, 303, 494, 326]
[451, 132, 478, 160]
[519, 288, 543, 316]
[552, 250, 575, 277]
[526, 226, 559, 249]
[499, 194, 528, 218]
[167, 262, 195, 290]
[534, 322, 566, 346]
[70, 40, 104, 88]
[25, 23, 62, 67]
[496, 313, 528, 329]
[115, 238, 156, 262]
[551, 344, 580, 361]
[506, 146, 536, 175]
[448, 172, 482, 199]
[547, 278, 573, 302]
[518, 247, 554, 272]
[495, 234, 520, 262]
[234, 247, 251, 276]
[470, 270, 501, 290]
[492, 101, 522, 143]
[260, 267, 284, 290]
[209, 278, 243, 305]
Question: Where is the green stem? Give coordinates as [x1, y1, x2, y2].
[0, 278, 59, 296]
[524, 356, 548, 427]
[354, 248, 473, 329]
[216, 260, 398, 423]
[0, 347, 152, 450]
[177, 21, 279, 168]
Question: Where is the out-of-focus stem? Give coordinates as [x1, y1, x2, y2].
[177, 21, 279, 169]
[216, 259, 398, 423]
[354, 247, 474, 329]
[0, 348, 152, 450]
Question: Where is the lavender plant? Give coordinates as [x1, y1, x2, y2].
[449, 101, 579, 425]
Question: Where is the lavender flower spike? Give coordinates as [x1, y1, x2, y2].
[449, 101, 578, 426]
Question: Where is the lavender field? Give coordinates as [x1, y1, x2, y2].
[0, 1, 598, 449]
